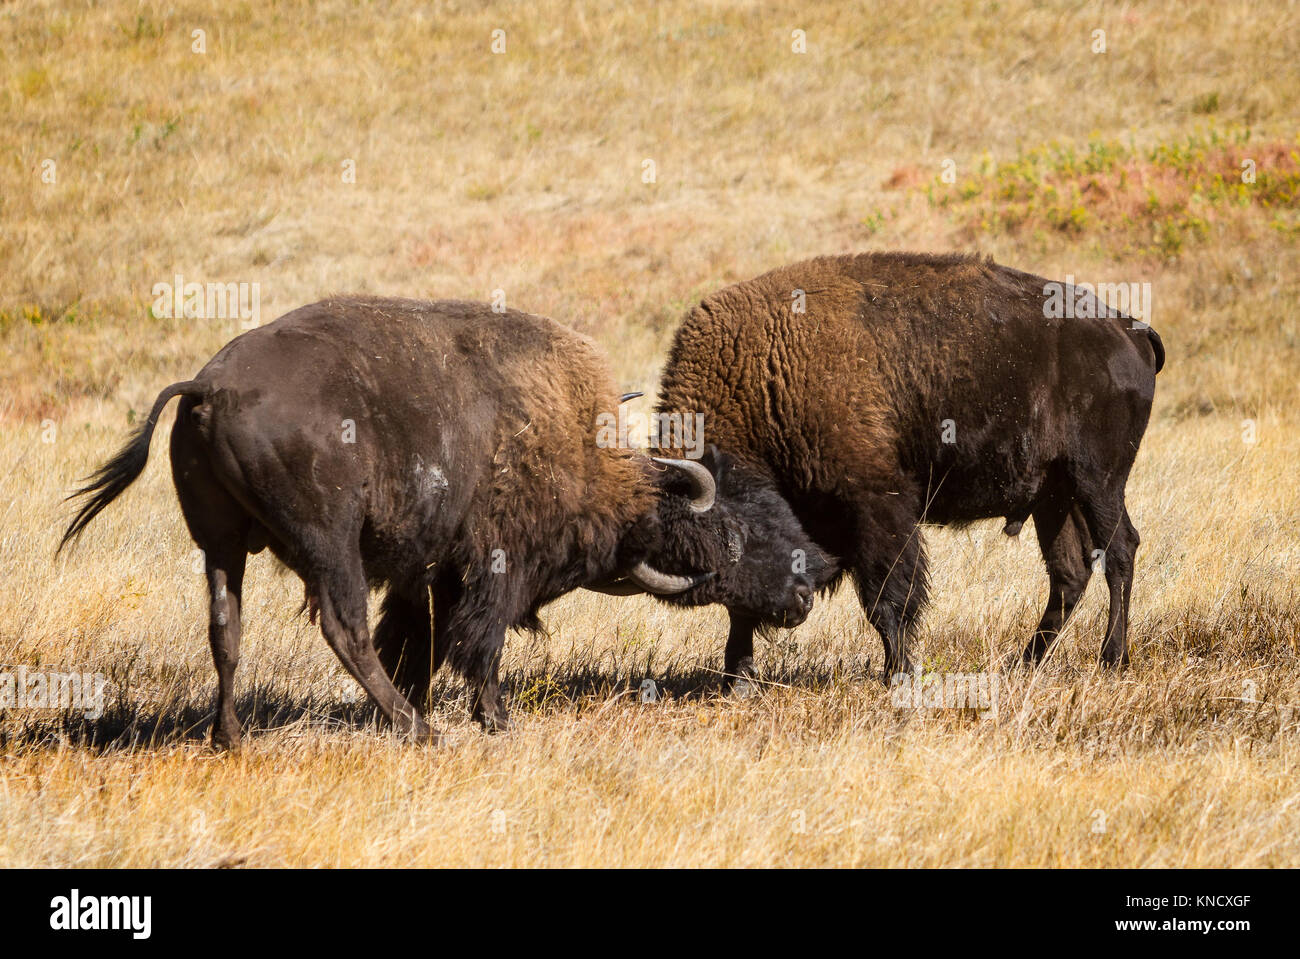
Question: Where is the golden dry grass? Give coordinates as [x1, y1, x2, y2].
[2, 0, 1299, 866]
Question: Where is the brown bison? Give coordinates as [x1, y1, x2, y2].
[60, 297, 827, 747]
[655, 252, 1165, 680]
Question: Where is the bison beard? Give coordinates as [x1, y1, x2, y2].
[656, 252, 1165, 681]
[58, 297, 826, 747]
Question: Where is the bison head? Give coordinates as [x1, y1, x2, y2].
[593, 447, 836, 629]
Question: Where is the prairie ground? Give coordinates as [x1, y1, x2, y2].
[2, 0, 1299, 866]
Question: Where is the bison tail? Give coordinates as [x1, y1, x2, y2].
[1146, 327, 1165, 374]
[57, 380, 205, 555]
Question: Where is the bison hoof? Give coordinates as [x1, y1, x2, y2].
[396, 716, 441, 746]
[210, 726, 242, 752]
[723, 658, 758, 695]
[879, 664, 911, 686]
[1005, 650, 1036, 671]
[475, 710, 510, 734]
[410, 725, 443, 747]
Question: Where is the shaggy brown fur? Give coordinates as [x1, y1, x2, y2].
[657, 252, 1165, 679]
[60, 297, 825, 747]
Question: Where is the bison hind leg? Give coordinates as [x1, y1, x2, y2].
[309, 553, 440, 745]
[170, 404, 250, 750]
[1021, 499, 1093, 665]
[1075, 497, 1139, 668]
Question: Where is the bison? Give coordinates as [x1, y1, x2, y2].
[59, 297, 827, 747]
[655, 252, 1165, 681]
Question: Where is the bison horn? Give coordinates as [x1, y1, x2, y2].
[620, 392, 644, 403]
[651, 457, 716, 513]
[586, 564, 714, 596]
[626, 562, 714, 595]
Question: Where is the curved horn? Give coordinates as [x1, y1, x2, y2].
[625, 562, 714, 595]
[620, 391, 644, 403]
[651, 456, 716, 513]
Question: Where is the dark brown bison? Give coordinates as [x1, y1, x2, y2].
[59, 297, 827, 747]
[655, 252, 1165, 681]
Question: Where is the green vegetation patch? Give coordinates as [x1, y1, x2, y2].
[929, 127, 1300, 258]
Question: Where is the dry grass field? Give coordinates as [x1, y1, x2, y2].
[3, 0, 1299, 866]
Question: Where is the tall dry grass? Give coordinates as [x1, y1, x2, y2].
[1, 0, 1298, 866]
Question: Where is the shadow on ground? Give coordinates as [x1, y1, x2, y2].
[0, 656, 882, 753]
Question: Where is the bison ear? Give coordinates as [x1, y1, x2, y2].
[701, 443, 733, 484]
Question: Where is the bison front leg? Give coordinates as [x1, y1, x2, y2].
[467, 643, 509, 733]
[723, 610, 759, 693]
[848, 496, 928, 683]
[373, 590, 436, 707]
[441, 604, 510, 733]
